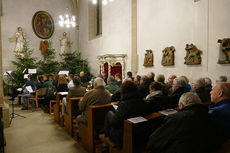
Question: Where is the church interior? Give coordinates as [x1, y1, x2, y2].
[0, 0, 230, 153]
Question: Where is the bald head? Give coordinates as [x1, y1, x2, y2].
[94, 77, 105, 88]
[210, 82, 230, 103]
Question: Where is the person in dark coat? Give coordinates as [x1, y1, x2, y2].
[146, 92, 225, 153]
[138, 75, 150, 99]
[204, 77, 212, 99]
[145, 78, 187, 114]
[192, 78, 210, 102]
[209, 82, 230, 140]
[104, 80, 148, 144]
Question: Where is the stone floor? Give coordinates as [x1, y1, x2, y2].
[4, 103, 87, 153]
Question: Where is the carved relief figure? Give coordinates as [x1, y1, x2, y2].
[10, 27, 26, 55]
[161, 46, 175, 66]
[59, 32, 68, 56]
[218, 38, 230, 64]
[143, 50, 153, 66]
[184, 44, 202, 65]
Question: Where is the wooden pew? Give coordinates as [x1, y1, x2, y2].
[53, 92, 68, 125]
[77, 102, 118, 153]
[53, 93, 61, 124]
[212, 139, 230, 153]
[106, 111, 166, 153]
[64, 97, 82, 136]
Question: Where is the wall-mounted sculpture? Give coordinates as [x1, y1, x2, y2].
[161, 46, 175, 66]
[184, 44, 202, 65]
[143, 49, 153, 67]
[217, 38, 230, 64]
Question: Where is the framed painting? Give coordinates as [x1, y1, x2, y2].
[32, 11, 54, 39]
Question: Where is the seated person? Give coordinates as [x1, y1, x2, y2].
[146, 78, 187, 113]
[146, 92, 225, 153]
[114, 73, 122, 87]
[180, 75, 191, 92]
[104, 80, 148, 144]
[216, 76, 227, 82]
[80, 71, 88, 84]
[209, 82, 230, 140]
[67, 74, 74, 89]
[105, 76, 119, 94]
[146, 82, 163, 100]
[192, 78, 210, 102]
[21, 75, 36, 110]
[204, 77, 212, 97]
[76, 77, 111, 124]
[138, 75, 151, 98]
[62, 76, 87, 114]
[56, 75, 68, 93]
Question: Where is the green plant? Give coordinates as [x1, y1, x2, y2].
[37, 41, 60, 74]
[60, 51, 92, 77]
[11, 41, 37, 88]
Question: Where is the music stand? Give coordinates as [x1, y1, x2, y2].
[6, 72, 26, 124]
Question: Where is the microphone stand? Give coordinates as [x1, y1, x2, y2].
[6, 72, 26, 125]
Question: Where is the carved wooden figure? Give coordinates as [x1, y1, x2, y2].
[161, 46, 175, 66]
[143, 49, 153, 66]
[184, 44, 202, 65]
[218, 38, 230, 64]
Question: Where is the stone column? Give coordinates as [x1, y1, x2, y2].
[0, 2, 3, 107]
[131, 0, 138, 76]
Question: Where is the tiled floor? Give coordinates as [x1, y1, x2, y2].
[4, 104, 86, 153]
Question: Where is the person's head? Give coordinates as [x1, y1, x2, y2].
[63, 32, 67, 36]
[127, 71, 133, 79]
[48, 74, 54, 81]
[43, 74, 48, 81]
[37, 75, 43, 83]
[210, 82, 230, 103]
[192, 78, 205, 90]
[204, 77, 212, 86]
[68, 74, 74, 81]
[180, 76, 189, 84]
[107, 76, 115, 83]
[216, 76, 227, 83]
[172, 78, 187, 92]
[179, 92, 201, 109]
[147, 72, 155, 80]
[18, 27, 22, 32]
[94, 77, 105, 88]
[73, 76, 81, 87]
[58, 75, 67, 85]
[80, 71, 85, 77]
[27, 74, 32, 80]
[134, 75, 141, 84]
[156, 74, 165, 84]
[120, 80, 138, 96]
[140, 75, 148, 85]
[167, 74, 177, 83]
[149, 82, 162, 94]
[115, 73, 121, 81]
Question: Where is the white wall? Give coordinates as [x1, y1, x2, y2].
[1, 0, 78, 71]
[79, 0, 230, 83]
[79, 0, 132, 75]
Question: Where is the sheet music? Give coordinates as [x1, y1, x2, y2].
[127, 116, 147, 124]
[159, 109, 177, 116]
[112, 104, 118, 110]
[17, 88, 22, 92]
[28, 69, 37, 74]
[58, 71, 69, 75]
[59, 92, 68, 95]
[24, 74, 29, 79]
[3, 71, 12, 76]
[26, 86, 34, 93]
